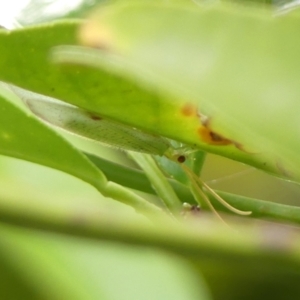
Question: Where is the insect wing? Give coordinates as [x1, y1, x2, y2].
[11, 86, 170, 156]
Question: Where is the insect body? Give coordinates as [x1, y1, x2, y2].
[11, 85, 251, 220]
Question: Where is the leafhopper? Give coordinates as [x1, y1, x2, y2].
[11, 85, 251, 220]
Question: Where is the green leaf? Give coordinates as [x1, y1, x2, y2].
[0, 20, 159, 130]
[59, 2, 300, 182]
[0, 19, 279, 181]
[2, 5, 300, 182]
[0, 223, 212, 300]
[1, 197, 300, 300]
[0, 86, 105, 189]
[0, 224, 104, 299]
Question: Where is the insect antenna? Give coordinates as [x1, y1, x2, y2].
[182, 164, 251, 216]
[198, 177, 251, 215]
[206, 168, 255, 185]
[170, 153, 252, 220]
[183, 165, 229, 225]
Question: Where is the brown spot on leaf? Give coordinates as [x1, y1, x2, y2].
[209, 131, 228, 143]
[198, 126, 232, 146]
[181, 103, 197, 117]
[197, 115, 247, 151]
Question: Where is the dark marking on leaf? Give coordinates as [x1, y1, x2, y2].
[197, 126, 232, 146]
[209, 131, 226, 142]
[197, 114, 247, 151]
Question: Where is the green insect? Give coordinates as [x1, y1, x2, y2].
[11, 85, 251, 222]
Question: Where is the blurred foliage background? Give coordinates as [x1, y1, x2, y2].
[1, 1, 300, 300]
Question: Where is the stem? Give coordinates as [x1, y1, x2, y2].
[102, 181, 164, 217]
[191, 150, 206, 176]
[80, 154, 164, 218]
[85, 152, 300, 224]
[86, 152, 157, 194]
[128, 152, 182, 212]
[86, 152, 196, 204]
[1, 196, 300, 275]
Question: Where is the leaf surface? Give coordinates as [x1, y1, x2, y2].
[72, 3, 300, 181]
[0, 86, 107, 193]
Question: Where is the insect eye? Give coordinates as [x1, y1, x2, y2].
[177, 155, 186, 163]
